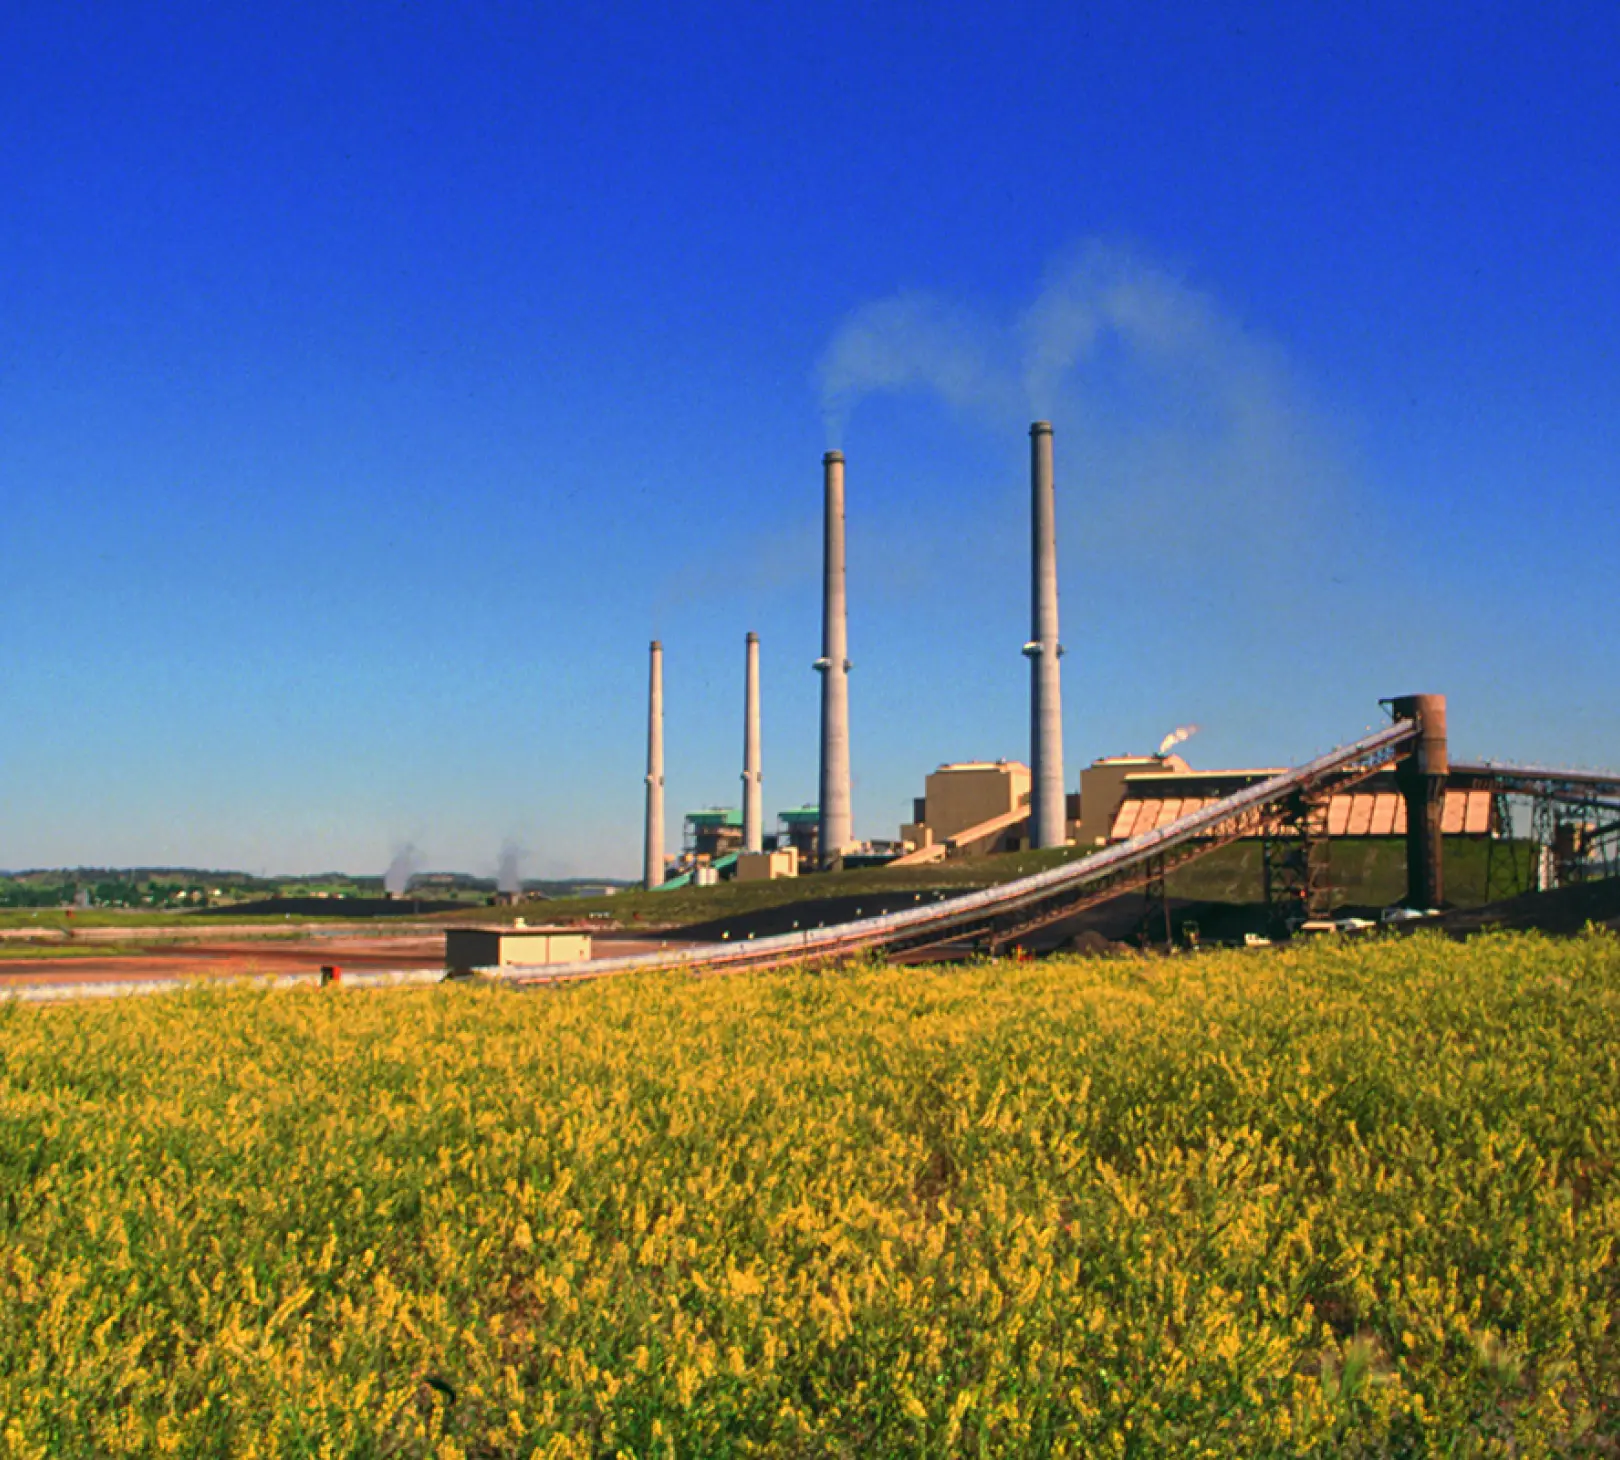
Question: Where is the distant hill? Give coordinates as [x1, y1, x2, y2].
[192, 896, 467, 919]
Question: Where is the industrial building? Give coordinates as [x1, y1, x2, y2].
[642, 424, 1068, 882]
[736, 847, 799, 882]
[899, 761, 1032, 861]
[685, 808, 745, 861]
[445, 926, 592, 974]
[647, 805, 815, 889]
[885, 743, 1501, 876]
[776, 806, 820, 864]
[1074, 752, 1497, 850]
[633, 425, 1518, 906]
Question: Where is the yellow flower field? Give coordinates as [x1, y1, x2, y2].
[2, 932, 1617, 1456]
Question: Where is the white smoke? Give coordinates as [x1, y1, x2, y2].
[815, 239, 1348, 564]
[383, 843, 422, 896]
[816, 290, 1017, 446]
[1157, 724, 1201, 757]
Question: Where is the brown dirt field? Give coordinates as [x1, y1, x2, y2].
[0, 932, 691, 990]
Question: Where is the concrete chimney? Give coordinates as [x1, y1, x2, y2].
[1025, 422, 1066, 848]
[816, 450, 853, 864]
[643, 640, 665, 890]
[742, 631, 763, 854]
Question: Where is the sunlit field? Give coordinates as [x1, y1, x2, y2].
[2, 933, 1616, 1457]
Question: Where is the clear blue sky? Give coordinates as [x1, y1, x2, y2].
[3, 2, 1616, 879]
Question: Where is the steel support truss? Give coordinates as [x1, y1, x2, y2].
[501, 721, 1422, 987]
[1454, 763, 1620, 894]
[888, 730, 1409, 961]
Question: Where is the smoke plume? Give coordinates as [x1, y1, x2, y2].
[496, 840, 525, 895]
[815, 239, 1349, 565]
[383, 843, 422, 896]
[816, 290, 1015, 446]
[1157, 724, 1202, 757]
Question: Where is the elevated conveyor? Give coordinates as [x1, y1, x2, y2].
[1452, 762, 1620, 797]
[501, 720, 1419, 986]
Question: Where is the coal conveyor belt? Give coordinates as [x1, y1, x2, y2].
[1451, 762, 1620, 798]
[500, 719, 1421, 987]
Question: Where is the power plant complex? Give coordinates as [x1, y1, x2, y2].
[641, 420, 1088, 891]
[634, 420, 1616, 930]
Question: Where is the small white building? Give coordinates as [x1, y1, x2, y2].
[444, 927, 592, 975]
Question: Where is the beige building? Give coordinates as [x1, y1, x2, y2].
[1076, 754, 1496, 847]
[900, 761, 1033, 857]
[445, 927, 592, 974]
[735, 848, 800, 882]
[1074, 754, 1191, 847]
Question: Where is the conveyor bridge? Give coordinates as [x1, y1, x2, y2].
[503, 719, 1420, 986]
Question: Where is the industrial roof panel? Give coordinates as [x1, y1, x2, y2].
[687, 808, 743, 827]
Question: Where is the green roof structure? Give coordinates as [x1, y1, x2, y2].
[685, 808, 743, 829]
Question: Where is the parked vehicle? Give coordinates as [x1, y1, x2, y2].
[1380, 906, 1439, 924]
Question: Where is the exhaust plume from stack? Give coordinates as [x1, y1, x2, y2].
[1157, 724, 1201, 757]
[643, 640, 665, 890]
[742, 631, 763, 854]
[384, 843, 422, 896]
[496, 840, 524, 895]
[1025, 422, 1067, 848]
[816, 451, 852, 865]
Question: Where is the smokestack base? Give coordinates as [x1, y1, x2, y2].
[1390, 693, 1448, 908]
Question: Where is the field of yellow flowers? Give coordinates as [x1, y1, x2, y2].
[2, 931, 1617, 1457]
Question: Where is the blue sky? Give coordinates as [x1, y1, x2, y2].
[2, 1, 1616, 879]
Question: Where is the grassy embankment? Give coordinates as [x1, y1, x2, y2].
[1, 931, 1615, 1456]
[464, 836, 1533, 931]
[0, 838, 1535, 958]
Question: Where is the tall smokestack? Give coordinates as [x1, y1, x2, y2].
[816, 450, 852, 865]
[1025, 421, 1066, 848]
[742, 631, 763, 854]
[643, 640, 665, 890]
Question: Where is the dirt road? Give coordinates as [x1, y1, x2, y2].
[0, 932, 689, 991]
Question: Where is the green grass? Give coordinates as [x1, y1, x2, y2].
[475, 838, 1533, 933]
[0, 942, 152, 961]
[1, 933, 1616, 1455]
[1164, 836, 1537, 907]
[0, 838, 1536, 944]
[452, 843, 1099, 930]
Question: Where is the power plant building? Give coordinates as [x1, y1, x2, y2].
[1077, 755, 1497, 848]
[777, 806, 820, 864]
[902, 761, 1034, 859]
[685, 808, 745, 861]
